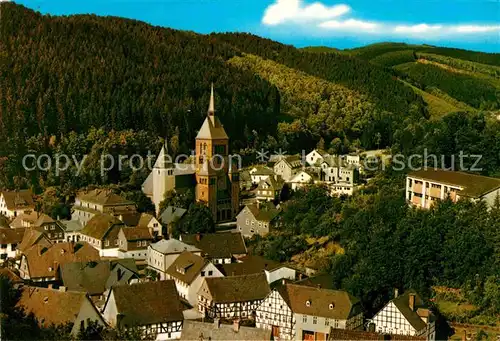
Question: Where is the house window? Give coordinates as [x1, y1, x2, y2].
[142, 241, 147, 246]
[105, 240, 110, 246]
[137, 241, 141, 247]
[313, 317, 317, 325]
[325, 318, 330, 326]
[201, 271, 205, 277]
[208, 271, 213, 276]
[302, 315, 307, 323]
[245, 219, 249, 225]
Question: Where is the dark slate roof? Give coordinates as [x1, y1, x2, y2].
[408, 169, 500, 198]
[391, 292, 428, 332]
[202, 273, 270, 303]
[0, 190, 35, 210]
[118, 212, 142, 227]
[245, 204, 279, 223]
[180, 320, 272, 340]
[327, 328, 425, 340]
[181, 232, 247, 259]
[166, 251, 208, 284]
[60, 260, 112, 295]
[278, 284, 360, 319]
[105, 260, 139, 290]
[0, 227, 25, 245]
[159, 206, 187, 225]
[218, 255, 282, 277]
[110, 280, 184, 326]
[81, 214, 124, 240]
[77, 189, 134, 206]
[59, 220, 83, 233]
[294, 274, 336, 290]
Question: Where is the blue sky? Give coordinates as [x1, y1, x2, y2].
[15, 0, 500, 52]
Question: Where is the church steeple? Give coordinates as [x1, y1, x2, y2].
[208, 83, 215, 116]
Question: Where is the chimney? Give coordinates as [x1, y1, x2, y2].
[59, 286, 67, 292]
[233, 319, 240, 333]
[213, 318, 220, 329]
[394, 288, 399, 298]
[196, 233, 201, 242]
[409, 293, 416, 311]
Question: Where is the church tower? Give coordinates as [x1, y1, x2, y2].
[152, 140, 175, 215]
[195, 84, 239, 222]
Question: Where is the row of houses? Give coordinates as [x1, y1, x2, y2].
[244, 149, 362, 199]
[5, 262, 435, 341]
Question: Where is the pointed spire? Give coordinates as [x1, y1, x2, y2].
[208, 83, 215, 116]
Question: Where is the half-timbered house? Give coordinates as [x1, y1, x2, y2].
[370, 291, 435, 340]
[198, 273, 270, 320]
[102, 280, 184, 340]
[256, 284, 363, 341]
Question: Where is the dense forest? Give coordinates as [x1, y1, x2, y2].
[0, 2, 280, 152]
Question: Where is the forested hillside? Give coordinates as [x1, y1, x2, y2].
[228, 54, 397, 151]
[340, 42, 500, 113]
[0, 2, 280, 153]
[213, 33, 427, 119]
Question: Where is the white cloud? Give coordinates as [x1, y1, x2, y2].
[394, 24, 443, 34]
[453, 25, 500, 33]
[262, 0, 500, 38]
[262, 0, 350, 26]
[319, 19, 379, 32]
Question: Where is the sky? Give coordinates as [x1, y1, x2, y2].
[14, 0, 500, 53]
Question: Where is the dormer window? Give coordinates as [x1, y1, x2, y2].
[306, 300, 311, 307]
[329, 303, 335, 309]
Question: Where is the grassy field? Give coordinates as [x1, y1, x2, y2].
[398, 80, 466, 118]
[433, 287, 500, 341]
